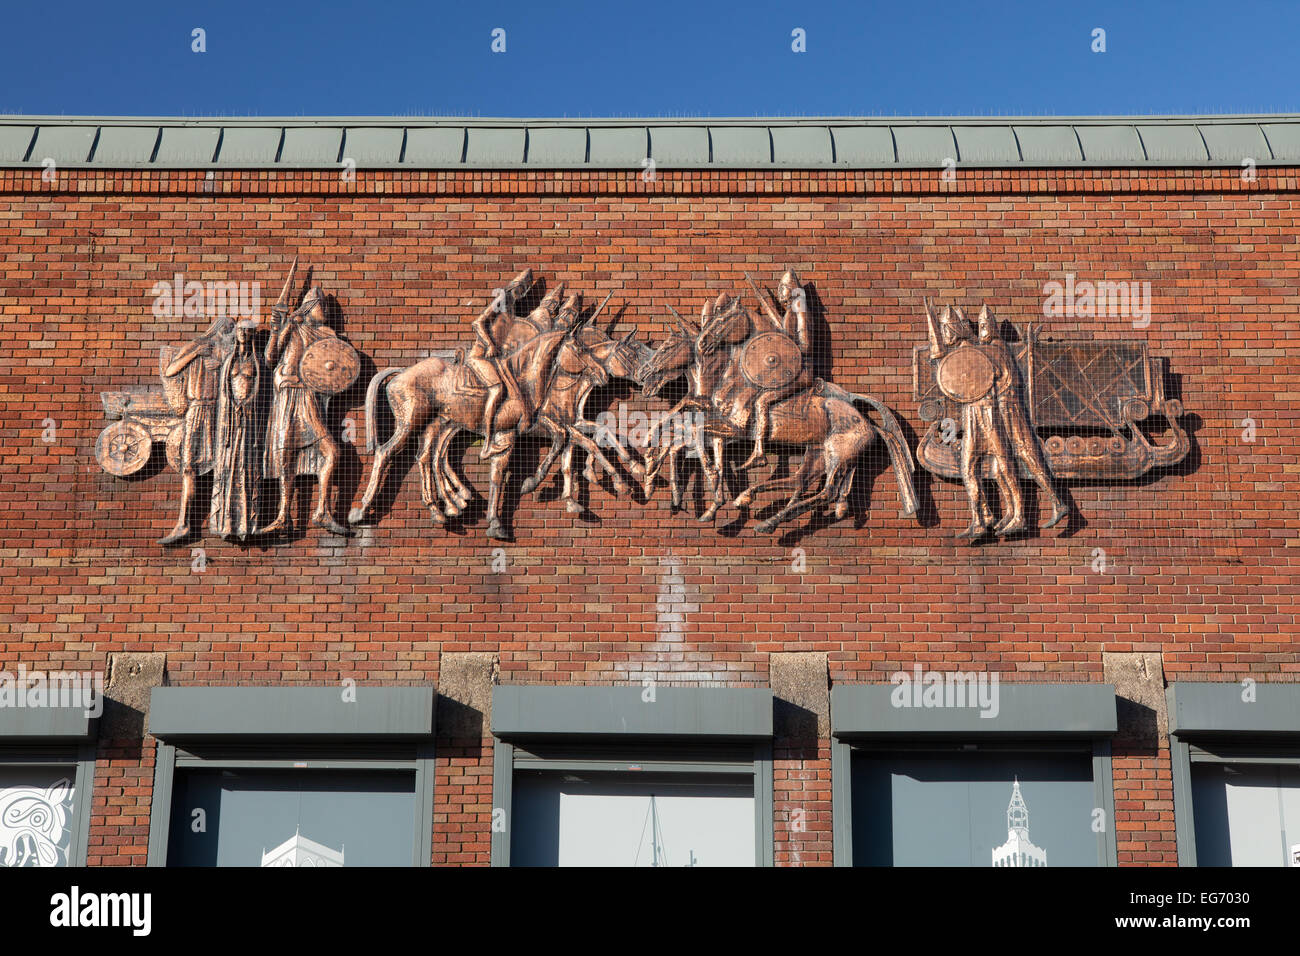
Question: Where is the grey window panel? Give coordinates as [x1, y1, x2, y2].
[30, 126, 96, 164]
[893, 126, 957, 165]
[280, 127, 343, 165]
[527, 126, 586, 165]
[771, 126, 832, 165]
[404, 127, 465, 165]
[850, 750, 1100, 866]
[149, 685, 435, 739]
[710, 126, 771, 165]
[90, 126, 158, 164]
[832, 683, 1117, 737]
[588, 126, 648, 166]
[166, 768, 417, 867]
[510, 770, 755, 867]
[1012, 125, 1083, 163]
[1136, 124, 1208, 163]
[1075, 124, 1145, 163]
[342, 127, 404, 166]
[493, 685, 773, 740]
[465, 127, 526, 165]
[1261, 123, 1300, 162]
[1191, 762, 1300, 867]
[155, 127, 221, 164]
[215, 127, 282, 164]
[832, 126, 895, 165]
[953, 125, 1020, 164]
[0, 705, 95, 741]
[0, 125, 34, 162]
[648, 126, 709, 166]
[1198, 124, 1271, 163]
[1168, 682, 1300, 736]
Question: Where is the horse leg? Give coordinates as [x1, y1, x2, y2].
[737, 453, 821, 511]
[699, 435, 728, 522]
[417, 420, 451, 525]
[522, 418, 566, 497]
[756, 429, 862, 533]
[566, 427, 629, 497]
[431, 424, 467, 514]
[349, 389, 424, 525]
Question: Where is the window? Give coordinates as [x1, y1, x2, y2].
[491, 686, 775, 867]
[1189, 758, 1299, 866]
[165, 764, 420, 867]
[147, 686, 435, 867]
[848, 746, 1103, 866]
[832, 682, 1118, 867]
[1169, 680, 1300, 868]
[0, 706, 97, 868]
[0, 760, 83, 867]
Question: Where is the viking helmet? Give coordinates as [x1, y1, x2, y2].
[529, 282, 565, 323]
[938, 305, 973, 345]
[777, 268, 802, 304]
[976, 304, 996, 342]
[295, 285, 326, 322]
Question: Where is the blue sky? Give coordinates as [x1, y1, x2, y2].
[2, 0, 1296, 117]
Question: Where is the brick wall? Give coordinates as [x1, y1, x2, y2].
[1, 166, 1297, 865]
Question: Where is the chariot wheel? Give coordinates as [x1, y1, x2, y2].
[95, 420, 153, 476]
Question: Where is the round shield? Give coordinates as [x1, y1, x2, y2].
[739, 331, 802, 390]
[300, 338, 361, 395]
[935, 345, 995, 404]
[95, 420, 153, 477]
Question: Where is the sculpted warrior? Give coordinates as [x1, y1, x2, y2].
[262, 285, 348, 535]
[925, 302, 1023, 539]
[209, 319, 264, 540]
[158, 314, 235, 545]
[744, 269, 815, 467]
[466, 269, 533, 459]
[975, 306, 1068, 531]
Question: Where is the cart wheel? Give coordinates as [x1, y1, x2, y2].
[96, 420, 153, 476]
[165, 424, 184, 474]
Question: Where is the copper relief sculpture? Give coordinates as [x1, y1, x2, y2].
[94, 262, 1189, 545]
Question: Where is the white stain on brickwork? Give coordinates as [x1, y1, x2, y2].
[654, 552, 698, 646]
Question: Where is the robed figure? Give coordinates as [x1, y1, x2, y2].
[209, 319, 265, 540]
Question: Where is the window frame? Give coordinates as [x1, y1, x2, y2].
[489, 686, 775, 867]
[1167, 681, 1300, 867]
[830, 682, 1119, 867]
[0, 701, 98, 868]
[145, 686, 436, 868]
[0, 743, 97, 867]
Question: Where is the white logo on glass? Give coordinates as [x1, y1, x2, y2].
[991, 777, 1047, 867]
[0, 778, 73, 867]
[261, 827, 344, 867]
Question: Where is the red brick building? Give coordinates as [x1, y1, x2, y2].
[0, 115, 1296, 868]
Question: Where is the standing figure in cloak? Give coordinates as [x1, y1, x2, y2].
[209, 319, 265, 540]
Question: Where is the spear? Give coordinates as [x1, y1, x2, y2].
[271, 255, 298, 329]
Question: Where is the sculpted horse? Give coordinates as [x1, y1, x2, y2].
[349, 308, 650, 538]
[349, 315, 608, 539]
[637, 298, 919, 533]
